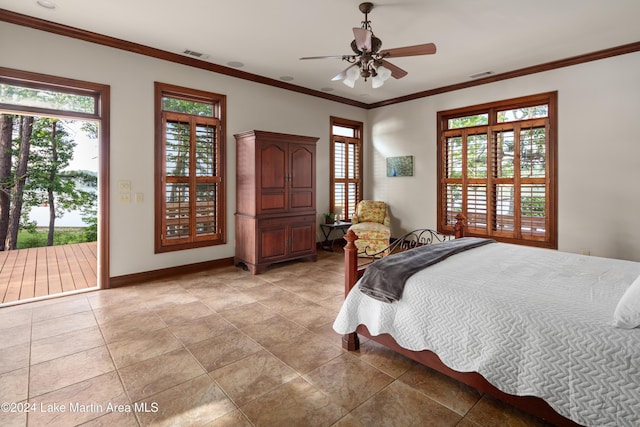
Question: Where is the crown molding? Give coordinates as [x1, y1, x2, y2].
[2, 8, 639, 110]
[0, 9, 369, 109]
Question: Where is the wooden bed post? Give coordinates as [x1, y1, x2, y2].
[454, 213, 466, 239]
[342, 229, 360, 351]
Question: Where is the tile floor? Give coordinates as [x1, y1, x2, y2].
[0, 250, 551, 426]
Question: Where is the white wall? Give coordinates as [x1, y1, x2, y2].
[366, 52, 640, 261]
[1, 22, 366, 276]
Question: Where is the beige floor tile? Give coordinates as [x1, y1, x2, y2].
[187, 332, 263, 372]
[0, 410, 26, 427]
[0, 342, 30, 375]
[168, 313, 237, 346]
[218, 302, 277, 329]
[153, 300, 214, 326]
[98, 312, 166, 343]
[241, 377, 348, 427]
[266, 335, 343, 374]
[269, 276, 320, 294]
[236, 284, 292, 302]
[254, 262, 302, 282]
[225, 275, 271, 290]
[208, 266, 250, 281]
[28, 371, 128, 427]
[31, 296, 92, 322]
[331, 413, 364, 427]
[304, 353, 394, 411]
[317, 293, 348, 312]
[258, 289, 319, 314]
[92, 300, 151, 324]
[31, 310, 97, 341]
[398, 363, 482, 416]
[88, 287, 142, 310]
[240, 314, 308, 348]
[0, 305, 32, 331]
[79, 410, 139, 427]
[135, 374, 236, 426]
[348, 381, 462, 426]
[307, 321, 344, 345]
[281, 302, 340, 328]
[118, 348, 205, 402]
[108, 327, 183, 369]
[184, 282, 237, 300]
[210, 350, 298, 406]
[462, 395, 551, 427]
[0, 367, 29, 403]
[142, 291, 200, 311]
[200, 290, 257, 312]
[351, 339, 417, 379]
[0, 324, 31, 350]
[29, 345, 115, 398]
[206, 409, 253, 427]
[31, 325, 105, 365]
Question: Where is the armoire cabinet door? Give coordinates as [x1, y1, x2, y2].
[289, 144, 315, 212]
[289, 219, 316, 255]
[257, 141, 288, 214]
[258, 218, 288, 261]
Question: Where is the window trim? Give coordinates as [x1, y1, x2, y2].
[330, 116, 363, 221]
[436, 92, 557, 249]
[154, 82, 226, 253]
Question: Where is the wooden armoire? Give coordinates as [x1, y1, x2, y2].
[234, 130, 318, 274]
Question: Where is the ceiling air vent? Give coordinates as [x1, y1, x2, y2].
[183, 49, 209, 59]
[469, 71, 493, 79]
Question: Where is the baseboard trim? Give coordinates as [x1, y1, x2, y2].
[108, 257, 235, 288]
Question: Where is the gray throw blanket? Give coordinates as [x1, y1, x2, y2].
[359, 237, 495, 303]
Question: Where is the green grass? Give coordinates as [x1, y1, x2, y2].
[16, 227, 95, 249]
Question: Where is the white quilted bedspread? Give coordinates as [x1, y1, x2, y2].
[333, 243, 640, 427]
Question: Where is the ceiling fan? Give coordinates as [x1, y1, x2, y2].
[300, 2, 436, 88]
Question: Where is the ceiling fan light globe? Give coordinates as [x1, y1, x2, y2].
[377, 65, 392, 81]
[346, 66, 360, 80]
[343, 78, 356, 88]
[372, 76, 384, 88]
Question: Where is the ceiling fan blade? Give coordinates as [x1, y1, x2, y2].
[380, 60, 408, 79]
[380, 43, 437, 58]
[331, 64, 358, 81]
[353, 27, 372, 51]
[299, 55, 346, 60]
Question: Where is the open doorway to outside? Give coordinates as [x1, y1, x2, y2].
[0, 68, 109, 306]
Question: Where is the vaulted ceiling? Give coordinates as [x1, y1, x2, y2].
[2, 0, 640, 105]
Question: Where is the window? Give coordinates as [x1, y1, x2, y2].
[154, 82, 226, 252]
[437, 92, 557, 248]
[330, 117, 363, 221]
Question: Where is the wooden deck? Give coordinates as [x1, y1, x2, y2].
[0, 242, 97, 305]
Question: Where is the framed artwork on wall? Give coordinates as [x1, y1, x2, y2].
[386, 155, 413, 177]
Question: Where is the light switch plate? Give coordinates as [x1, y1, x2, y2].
[118, 180, 131, 192]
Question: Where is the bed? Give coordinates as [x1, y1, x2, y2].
[333, 218, 640, 427]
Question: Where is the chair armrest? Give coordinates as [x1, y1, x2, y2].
[351, 215, 360, 224]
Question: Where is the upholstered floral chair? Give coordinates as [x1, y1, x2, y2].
[348, 200, 391, 256]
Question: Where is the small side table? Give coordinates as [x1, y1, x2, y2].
[319, 221, 352, 251]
